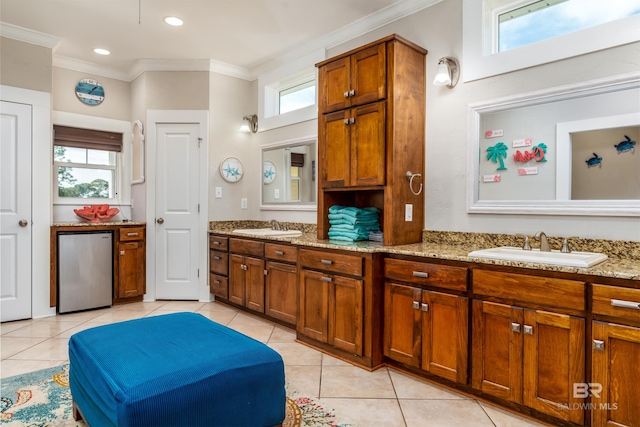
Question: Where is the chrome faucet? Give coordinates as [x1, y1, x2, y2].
[269, 219, 281, 231]
[535, 231, 550, 252]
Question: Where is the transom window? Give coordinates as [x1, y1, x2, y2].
[53, 125, 122, 200]
[497, 0, 640, 52]
[279, 80, 316, 114]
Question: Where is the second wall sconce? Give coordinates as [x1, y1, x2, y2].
[240, 114, 258, 133]
[433, 56, 460, 89]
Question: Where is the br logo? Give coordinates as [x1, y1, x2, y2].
[573, 383, 602, 398]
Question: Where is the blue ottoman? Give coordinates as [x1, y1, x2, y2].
[68, 312, 286, 427]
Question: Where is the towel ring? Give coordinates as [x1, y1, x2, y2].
[406, 171, 423, 196]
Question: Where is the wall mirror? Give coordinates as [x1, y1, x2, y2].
[260, 136, 317, 211]
[467, 73, 640, 216]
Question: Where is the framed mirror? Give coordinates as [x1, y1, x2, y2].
[260, 136, 317, 211]
[467, 73, 640, 216]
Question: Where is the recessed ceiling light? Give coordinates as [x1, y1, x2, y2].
[164, 16, 183, 26]
[93, 48, 111, 55]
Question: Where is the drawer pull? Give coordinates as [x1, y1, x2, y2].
[127, 232, 138, 237]
[511, 322, 521, 333]
[413, 301, 420, 310]
[593, 340, 605, 351]
[214, 256, 221, 260]
[212, 241, 220, 245]
[412, 271, 429, 278]
[213, 280, 220, 284]
[275, 250, 285, 256]
[611, 299, 640, 310]
[320, 276, 332, 282]
[321, 259, 333, 265]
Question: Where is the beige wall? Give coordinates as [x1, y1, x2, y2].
[142, 71, 209, 110]
[1, 37, 52, 92]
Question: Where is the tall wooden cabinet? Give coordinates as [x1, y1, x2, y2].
[316, 34, 427, 246]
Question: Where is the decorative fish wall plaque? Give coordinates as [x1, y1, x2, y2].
[585, 153, 603, 168]
[614, 135, 636, 154]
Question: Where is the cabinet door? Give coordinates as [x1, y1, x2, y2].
[384, 282, 421, 367]
[318, 56, 351, 113]
[320, 110, 351, 188]
[229, 254, 245, 306]
[350, 102, 385, 187]
[265, 261, 297, 325]
[472, 300, 523, 403]
[350, 43, 386, 108]
[298, 269, 330, 343]
[118, 241, 145, 298]
[422, 291, 468, 384]
[523, 310, 585, 424]
[329, 275, 364, 355]
[244, 256, 265, 313]
[592, 321, 640, 427]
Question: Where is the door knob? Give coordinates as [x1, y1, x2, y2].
[19, 219, 28, 227]
[156, 218, 164, 224]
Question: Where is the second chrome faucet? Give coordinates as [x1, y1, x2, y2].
[535, 231, 550, 252]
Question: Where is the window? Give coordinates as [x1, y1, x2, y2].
[279, 80, 315, 114]
[497, 0, 640, 52]
[53, 125, 122, 200]
[463, 0, 640, 81]
[290, 166, 301, 201]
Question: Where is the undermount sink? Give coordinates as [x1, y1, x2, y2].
[232, 228, 302, 238]
[467, 246, 608, 268]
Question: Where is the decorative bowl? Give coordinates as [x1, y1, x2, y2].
[74, 204, 120, 223]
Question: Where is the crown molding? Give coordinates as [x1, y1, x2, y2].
[209, 60, 256, 81]
[54, 56, 131, 81]
[128, 59, 212, 81]
[0, 22, 61, 49]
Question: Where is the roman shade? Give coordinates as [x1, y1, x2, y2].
[291, 153, 304, 167]
[54, 125, 122, 152]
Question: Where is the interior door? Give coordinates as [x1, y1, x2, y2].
[155, 123, 200, 300]
[1, 101, 32, 321]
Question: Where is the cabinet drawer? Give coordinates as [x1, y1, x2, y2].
[119, 227, 144, 241]
[593, 284, 640, 323]
[209, 235, 228, 251]
[210, 251, 228, 276]
[229, 238, 264, 257]
[385, 258, 467, 292]
[209, 273, 228, 299]
[265, 243, 297, 263]
[298, 249, 363, 277]
[473, 270, 585, 312]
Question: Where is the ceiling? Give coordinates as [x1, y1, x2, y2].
[1, 0, 438, 81]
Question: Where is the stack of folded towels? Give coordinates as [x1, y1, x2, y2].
[328, 205, 381, 242]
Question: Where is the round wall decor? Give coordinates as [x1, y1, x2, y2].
[75, 78, 105, 105]
[263, 161, 276, 184]
[219, 157, 244, 182]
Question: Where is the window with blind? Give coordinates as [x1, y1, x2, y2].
[53, 125, 122, 200]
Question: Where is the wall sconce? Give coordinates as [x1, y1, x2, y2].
[240, 114, 258, 133]
[433, 57, 460, 89]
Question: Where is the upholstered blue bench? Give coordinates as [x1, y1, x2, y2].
[68, 312, 286, 427]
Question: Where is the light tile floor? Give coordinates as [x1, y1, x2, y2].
[1, 301, 550, 427]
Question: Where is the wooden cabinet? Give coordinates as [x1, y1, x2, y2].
[383, 258, 468, 384]
[265, 243, 298, 326]
[229, 238, 265, 313]
[591, 284, 640, 427]
[116, 227, 146, 300]
[297, 248, 382, 369]
[209, 234, 229, 299]
[316, 34, 426, 246]
[471, 270, 586, 424]
[50, 223, 146, 308]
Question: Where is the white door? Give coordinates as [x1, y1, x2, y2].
[155, 123, 200, 300]
[1, 101, 32, 321]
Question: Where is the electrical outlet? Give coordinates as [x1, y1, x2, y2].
[215, 187, 222, 198]
[274, 189, 280, 199]
[241, 198, 247, 209]
[405, 204, 413, 221]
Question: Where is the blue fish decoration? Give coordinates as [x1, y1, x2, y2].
[614, 135, 636, 154]
[585, 153, 602, 168]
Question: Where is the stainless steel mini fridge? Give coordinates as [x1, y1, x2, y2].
[58, 230, 113, 314]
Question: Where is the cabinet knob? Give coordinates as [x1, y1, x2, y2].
[413, 301, 420, 310]
[344, 91, 350, 98]
[511, 322, 521, 333]
[344, 119, 350, 125]
[593, 339, 605, 351]
[421, 303, 429, 312]
[523, 325, 533, 335]
[349, 117, 355, 125]
[120, 250, 125, 256]
[349, 89, 355, 96]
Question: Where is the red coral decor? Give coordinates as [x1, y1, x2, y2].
[73, 204, 120, 223]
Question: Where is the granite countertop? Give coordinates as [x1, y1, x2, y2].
[52, 221, 146, 227]
[210, 222, 640, 282]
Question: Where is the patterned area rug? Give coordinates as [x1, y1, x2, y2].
[1, 364, 354, 427]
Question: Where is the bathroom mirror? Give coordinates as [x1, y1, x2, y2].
[467, 73, 640, 216]
[260, 136, 317, 211]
